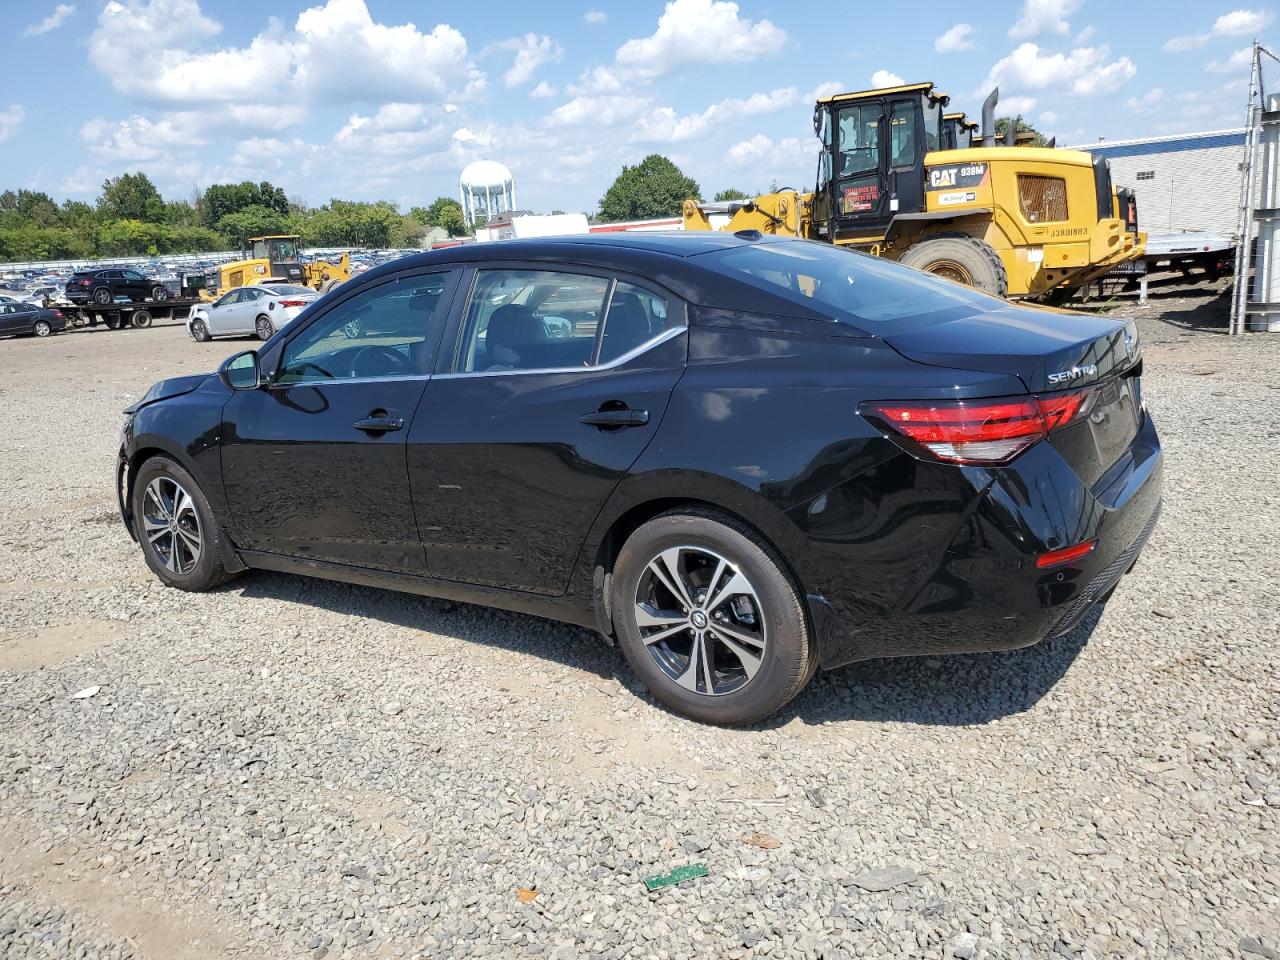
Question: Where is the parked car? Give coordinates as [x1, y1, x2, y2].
[0, 302, 66, 338]
[67, 268, 170, 305]
[117, 234, 1162, 725]
[187, 284, 318, 342]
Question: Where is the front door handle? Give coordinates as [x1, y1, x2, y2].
[353, 414, 403, 433]
[579, 407, 649, 428]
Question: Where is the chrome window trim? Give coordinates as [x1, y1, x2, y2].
[268, 373, 433, 389]
[434, 325, 685, 380]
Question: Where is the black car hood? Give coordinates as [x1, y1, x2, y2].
[883, 303, 1139, 393]
[123, 373, 212, 414]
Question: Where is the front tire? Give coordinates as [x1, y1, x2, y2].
[256, 315, 274, 340]
[32, 320, 52, 338]
[898, 234, 1008, 297]
[611, 509, 812, 725]
[131, 457, 236, 592]
[190, 319, 211, 342]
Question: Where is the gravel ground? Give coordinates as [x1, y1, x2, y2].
[0, 283, 1277, 960]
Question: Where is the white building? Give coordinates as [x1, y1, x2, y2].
[1075, 130, 1247, 236]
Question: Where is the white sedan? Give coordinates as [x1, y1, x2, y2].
[188, 284, 318, 342]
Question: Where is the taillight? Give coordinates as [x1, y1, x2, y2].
[861, 387, 1098, 465]
[77, 278, 91, 286]
[51, 310, 63, 318]
[277, 299, 306, 307]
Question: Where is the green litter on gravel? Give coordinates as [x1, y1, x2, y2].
[643, 864, 708, 891]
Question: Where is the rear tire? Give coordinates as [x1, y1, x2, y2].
[256, 315, 274, 340]
[93, 287, 112, 305]
[132, 310, 152, 328]
[151, 285, 169, 301]
[131, 456, 236, 592]
[898, 234, 1008, 297]
[32, 320, 51, 337]
[611, 508, 812, 725]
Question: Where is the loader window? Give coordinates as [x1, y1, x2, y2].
[837, 103, 880, 177]
[1018, 175, 1069, 223]
[269, 239, 299, 262]
[889, 101, 917, 167]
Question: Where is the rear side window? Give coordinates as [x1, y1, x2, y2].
[598, 282, 670, 365]
[697, 240, 992, 332]
[458, 270, 609, 373]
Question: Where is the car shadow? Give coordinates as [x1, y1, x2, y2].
[231, 570, 1100, 729]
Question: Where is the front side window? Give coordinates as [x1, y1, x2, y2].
[276, 272, 450, 384]
[889, 101, 917, 167]
[837, 103, 880, 178]
[921, 97, 942, 154]
[458, 270, 609, 373]
[215, 290, 239, 308]
[269, 239, 299, 262]
[123, 270, 143, 281]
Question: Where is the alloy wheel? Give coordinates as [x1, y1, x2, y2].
[33, 321, 51, 337]
[141, 476, 202, 575]
[256, 317, 273, 340]
[634, 545, 767, 697]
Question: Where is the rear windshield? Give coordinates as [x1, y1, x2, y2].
[696, 240, 995, 332]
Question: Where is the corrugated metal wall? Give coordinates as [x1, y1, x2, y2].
[1106, 144, 1245, 235]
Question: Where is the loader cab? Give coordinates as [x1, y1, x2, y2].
[811, 82, 948, 244]
[942, 113, 979, 151]
[245, 235, 307, 285]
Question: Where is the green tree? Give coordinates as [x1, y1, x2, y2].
[201, 180, 289, 228]
[392, 215, 427, 248]
[216, 204, 290, 247]
[97, 173, 165, 222]
[411, 196, 468, 237]
[163, 199, 197, 226]
[713, 188, 750, 202]
[598, 154, 700, 221]
[0, 189, 62, 228]
[994, 116, 1049, 147]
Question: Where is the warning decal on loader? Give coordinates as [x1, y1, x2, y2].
[842, 184, 880, 213]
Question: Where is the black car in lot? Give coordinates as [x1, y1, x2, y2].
[116, 233, 1162, 724]
[0, 301, 66, 338]
[67, 268, 169, 305]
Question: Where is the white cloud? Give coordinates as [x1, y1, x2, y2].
[1039, 109, 1058, 125]
[0, 105, 25, 143]
[332, 102, 447, 156]
[614, 0, 787, 80]
[80, 114, 199, 163]
[983, 43, 1136, 97]
[1009, 0, 1081, 40]
[1074, 25, 1096, 43]
[529, 80, 556, 99]
[1165, 8, 1273, 51]
[725, 133, 815, 170]
[809, 80, 845, 100]
[630, 87, 799, 143]
[88, 0, 485, 110]
[1207, 46, 1255, 73]
[1124, 88, 1164, 112]
[935, 23, 976, 53]
[547, 95, 653, 128]
[870, 69, 904, 88]
[584, 10, 606, 25]
[1000, 96, 1038, 117]
[25, 3, 75, 35]
[491, 33, 563, 88]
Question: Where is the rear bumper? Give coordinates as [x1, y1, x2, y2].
[804, 410, 1163, 668]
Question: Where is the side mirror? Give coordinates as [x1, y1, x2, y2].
[219, 350, 262, 390]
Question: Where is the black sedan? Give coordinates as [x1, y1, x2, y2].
[116, 233, 1162, 724]
[0, 301, 66, 338]
[67, 268, 169, 305]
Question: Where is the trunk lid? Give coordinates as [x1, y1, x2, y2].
[884, 304, 1144, 487]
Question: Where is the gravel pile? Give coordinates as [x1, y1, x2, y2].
[1, 295, 1278, 959]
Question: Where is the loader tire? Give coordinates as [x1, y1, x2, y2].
[898, 234, 1008, 298]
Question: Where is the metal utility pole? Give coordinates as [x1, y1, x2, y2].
[1231, 41, 1280, 334]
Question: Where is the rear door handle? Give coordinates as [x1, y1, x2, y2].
[353, 415, 404, 433]
[579, 407, 649, 428]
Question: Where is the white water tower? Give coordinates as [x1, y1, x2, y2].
[459, 160, 515, 225]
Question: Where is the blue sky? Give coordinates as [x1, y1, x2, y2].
[0, 0, 1273, 214]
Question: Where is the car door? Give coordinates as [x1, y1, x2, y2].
[206, 290, 242, 336]
[220, 268, 459, 573]
[409, 265, 687, 595]
[0, 304, 23, 334]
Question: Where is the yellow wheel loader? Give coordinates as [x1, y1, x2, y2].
[207, 235, 350, 298]
[682, 83, 1144, 299]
